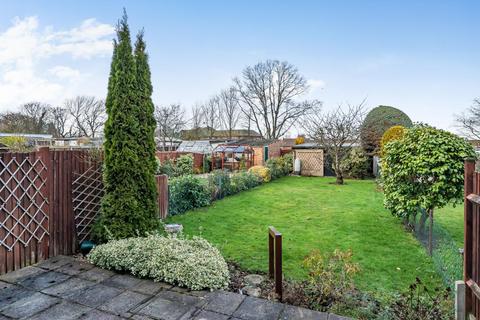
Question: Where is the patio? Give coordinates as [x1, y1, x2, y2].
[0, 256, 349, 320]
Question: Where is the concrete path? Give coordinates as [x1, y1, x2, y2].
[0, 256, 350, 320]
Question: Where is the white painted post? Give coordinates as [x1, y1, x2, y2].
[456, 280, 466, 320]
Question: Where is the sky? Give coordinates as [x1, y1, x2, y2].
[0, 0, 478, 135]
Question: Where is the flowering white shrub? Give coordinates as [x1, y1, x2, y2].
[87, 235, 229, 290]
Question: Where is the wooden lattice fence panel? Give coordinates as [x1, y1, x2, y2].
[72, 165, 103, 243]
[0, 151, 50, 274]
[295, 149, 324, 176]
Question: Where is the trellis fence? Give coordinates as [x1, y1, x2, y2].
[0, 148, 168, 275]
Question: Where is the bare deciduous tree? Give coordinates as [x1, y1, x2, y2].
[303, 103, 365, 185]
[21, 102, 52, 133]
[191, 103, 203, 130]
[218, 87, 241, 138]
[65, 96, 106, 138]
[202, 96, 221, 139]
[234, 60, 318, 139]
[455, 98, 480, 140]
[155, 104, 186, 150]
[49, 106, 71, 138]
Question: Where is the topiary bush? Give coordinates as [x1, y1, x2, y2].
[380, 125, 406, 157]
[248, 165, 271, 182]
[169, 175, 210, 215]
[360, 105, 413, 155]
[87, 235, 229, 290]
[341, 147, 369, 179]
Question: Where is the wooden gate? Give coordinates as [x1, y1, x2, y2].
[464, 160, 480, 318]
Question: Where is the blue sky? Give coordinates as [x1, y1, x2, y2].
[0, 1, 478, 134]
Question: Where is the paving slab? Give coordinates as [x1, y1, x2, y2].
[29, 300, 92, 320]
[132, 279, 172, 295]
[67, 283, 123, 308]
[0, 256, 351, 320]
[232, 296, 285, 320]
[280, 305, 329, 320]
[78, 267, 115, 282]
[0, 265, 46, 284]
[79, 309, 127, 319]
[0, 281, 34, 310]
[203, 290, 245, 315]
[193, 310, 230, 320]
[18, 270, 71, 290]
[101, 273, 142, 289]
[35, 255, 75, 270]
[56, 260, 95, 275]
[41, 276, 96, 298]
[99, 290, 151, 316]
[0, 292, 59, 319]
[136, 296, 197, 320]
[156, 289, 206, 308]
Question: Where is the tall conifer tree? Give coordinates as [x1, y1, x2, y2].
[94, 11, 159, 241]
[133, 30, 158, 224]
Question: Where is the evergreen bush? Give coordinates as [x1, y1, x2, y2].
[94, 12, 159, 242]
[169, 175, 211, 215]
[88, 235, 229, 290]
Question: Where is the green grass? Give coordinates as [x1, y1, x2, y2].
[167, 176, 443, 298]
[436, 204, 464, 246]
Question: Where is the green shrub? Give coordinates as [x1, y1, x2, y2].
[248, 165, 271, 182]
[265, 154, 293, 180]
[341, 147, 369, 179]
[208, 170, 233, 200]
[175, 154, 194, 176]
[360, 105, 413, 155]
[282, 153, 294, 174]
[231, 171, 261, 193]
[156, 158, 176, 177]
[169, 175, 210, 215]
[87, 235, 229, 290]
[283, 249, 360, 312]
[266, 157, 284, 180]
[381, 278, 453, 320]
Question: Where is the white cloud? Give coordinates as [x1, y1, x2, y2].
[49, 66, 81, 79]
[0, 16, 114, 110]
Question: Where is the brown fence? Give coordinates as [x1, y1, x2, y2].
[0, 148, 169, 275]
[156, 175, 168, 219]
[464, 160, 480, 318]
[156, 151, 204, 171]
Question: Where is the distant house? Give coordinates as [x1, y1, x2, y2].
[180, 127, 261, 141]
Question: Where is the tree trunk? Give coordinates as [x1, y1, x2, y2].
[428, 208, 434, 256]
[336, 174, 344, 185]
[418, 209, 427, 235]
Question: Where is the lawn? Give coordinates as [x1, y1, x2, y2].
[436, 204, 464, 246]
[167, 176, 443, 298]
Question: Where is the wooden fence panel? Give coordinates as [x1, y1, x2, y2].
[1, 148, 170, 275]
[464, 160, 480, 319]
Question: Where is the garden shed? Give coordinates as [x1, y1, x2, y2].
[292, 143, 325, 176]
[212, 144, 255, 171]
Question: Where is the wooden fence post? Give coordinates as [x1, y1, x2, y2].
[37, 147, 52, 260]
[464, 160, 475, 316]
[156, 175, 169, 219]
[268, 226, 282, 301]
